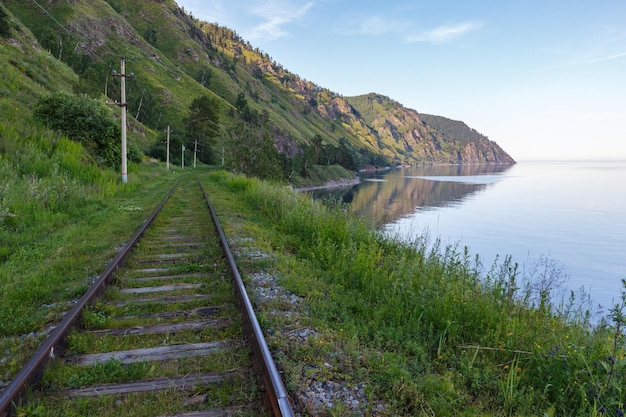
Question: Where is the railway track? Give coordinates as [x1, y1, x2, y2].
[0, 178, 294, 417]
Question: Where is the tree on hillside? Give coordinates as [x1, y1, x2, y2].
[336, 138, 358, 170]
[144, 27, 157, 45]
[225, 121, 282, 181]
[0, 6, 11, 37]
[195, 67, 212, 87]
[183, 95, 220, 164]
[235, 92, 247, 112]
[33, 92, 121, 167]
[311, 134, 324, 164]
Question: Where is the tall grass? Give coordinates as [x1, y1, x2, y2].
[0, 113, 180, 386]
[207, 171, 626, 416]
[0, 108, 172, 334]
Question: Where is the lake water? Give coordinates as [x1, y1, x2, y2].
[310, 162, 626, 317]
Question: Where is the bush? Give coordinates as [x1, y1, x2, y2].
[0, 5, 11, 38]
[33, 92, 121, 168]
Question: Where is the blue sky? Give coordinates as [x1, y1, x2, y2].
[175, 0, 626, 161]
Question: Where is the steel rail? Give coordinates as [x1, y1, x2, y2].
[0, 181, 180, 417]
[198, 179, 295, 417]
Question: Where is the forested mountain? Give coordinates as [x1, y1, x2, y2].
[1, 0, 514, 185]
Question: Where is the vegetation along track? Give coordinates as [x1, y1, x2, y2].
[0, 178, 293, 417]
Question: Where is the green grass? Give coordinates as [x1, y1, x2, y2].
[199, 171, 626, 417]
[1, 130, 624, 416]
[2, 143, 624, 416]
[0, 106, 181, 379]
[18, 374, 261, 417]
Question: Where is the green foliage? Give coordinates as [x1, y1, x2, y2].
[225, 120, 283, 181]
[0, 5, 11, 37]
[144, 27, 157, 45]
[204, 172, 625, 416]
[184, 94, 221, 164]
[43, 359, 150, 390]
[195, 66, 212, 87]
[33, 92, 121, 167]
[420, 113, 486, 146]
[4, 0, 514, 193]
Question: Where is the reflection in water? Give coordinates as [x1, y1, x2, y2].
[309, 162, 626, 315]
[309, 165, 514, 227]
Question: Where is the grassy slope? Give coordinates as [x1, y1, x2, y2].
[87, 0, 356, 146]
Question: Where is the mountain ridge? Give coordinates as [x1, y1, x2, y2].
[1, 0, 514, 179]
[346, 93, 515, 165]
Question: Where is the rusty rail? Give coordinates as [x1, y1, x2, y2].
[0, 178, 294, 416]
[199, 179, 295, 417]
[0, 181, 179, 416]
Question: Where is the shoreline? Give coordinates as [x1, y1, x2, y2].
[294, 177, 360, 192]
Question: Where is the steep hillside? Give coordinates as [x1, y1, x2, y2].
[419, 113, 515, 164]
[347, 94, 515, 164]
[2, 0, 514, 179]
[0, 4, 77, 115]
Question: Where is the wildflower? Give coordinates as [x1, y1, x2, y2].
[516, 367, 521, 373]
[504, 364, 509, 370]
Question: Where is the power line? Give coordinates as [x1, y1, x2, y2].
[30, 0, 193, 84]
[29, 0, 115, 71]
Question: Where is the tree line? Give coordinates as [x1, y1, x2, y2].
[32, 85, 391, 184]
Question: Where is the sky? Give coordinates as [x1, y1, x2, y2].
[174, 0, 626, 161]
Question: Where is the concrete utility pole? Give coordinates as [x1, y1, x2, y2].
[166, 125, 170, 171]
[112, 58, 133, 184]
[193, 140, 198, 168]
[182, 145, 185, 169]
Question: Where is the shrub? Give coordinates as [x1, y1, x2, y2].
[0, 5, 10, 38]
[33, 92, 121, 168]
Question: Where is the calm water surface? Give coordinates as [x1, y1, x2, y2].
[311, 162, 626, 315]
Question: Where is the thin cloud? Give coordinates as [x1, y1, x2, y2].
[542, 28, 626, 70]
[246, 1, 314, 41]
[406, 21, 483, 43]
[546, 51, 626, 70]
[359, 16, 411, 36]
